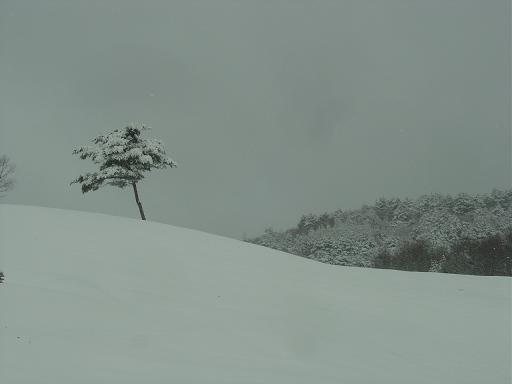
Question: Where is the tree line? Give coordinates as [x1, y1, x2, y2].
[247, 190, 512, 276]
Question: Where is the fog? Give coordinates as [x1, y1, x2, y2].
[0, 0, 510, 238]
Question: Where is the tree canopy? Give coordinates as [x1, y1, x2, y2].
[71, 124, 176, 193]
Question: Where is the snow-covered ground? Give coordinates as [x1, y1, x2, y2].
[0, 204, 510, 383]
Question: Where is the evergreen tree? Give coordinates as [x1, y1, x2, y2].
[71, 124, 177, 220]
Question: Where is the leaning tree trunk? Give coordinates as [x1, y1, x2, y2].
[131, 182, 146, 220]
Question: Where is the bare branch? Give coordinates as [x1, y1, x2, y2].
[0, 155, 15, 196]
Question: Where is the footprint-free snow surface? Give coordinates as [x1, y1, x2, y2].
[0, 204, 510, 383]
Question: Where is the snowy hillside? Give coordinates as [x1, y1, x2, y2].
[248, 190, 512, 273]
[0, 204, 510, 383]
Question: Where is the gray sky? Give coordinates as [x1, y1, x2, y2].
[0, 0, 510, 238]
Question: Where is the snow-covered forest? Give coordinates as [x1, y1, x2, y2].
[247, 190, 512, 276]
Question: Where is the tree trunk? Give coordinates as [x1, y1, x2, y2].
[132, 182, 146, 220]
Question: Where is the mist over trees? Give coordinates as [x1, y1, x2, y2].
[0, 155, 15, 197]
[71, 124, 177, 220]
[247, 190, 512, 276]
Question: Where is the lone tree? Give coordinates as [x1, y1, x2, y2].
[0, 155, 15, 197]
[71, 124, 176, 220]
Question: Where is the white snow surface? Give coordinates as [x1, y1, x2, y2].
[0, 204, 510, 383]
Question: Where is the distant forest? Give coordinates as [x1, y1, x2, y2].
[246, 190, 512, 276]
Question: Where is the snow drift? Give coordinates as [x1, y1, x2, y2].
[0, 204, 510, 383]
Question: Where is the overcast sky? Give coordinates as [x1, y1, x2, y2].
[0, 0, 510, 238]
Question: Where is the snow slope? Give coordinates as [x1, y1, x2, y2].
[0, 204, 510, 383]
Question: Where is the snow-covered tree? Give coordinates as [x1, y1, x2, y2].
[375, 197, 400, 221]
[71, 124, 177, 220]
[452, 193, 479, 215]
[0, 155, 15, 197]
